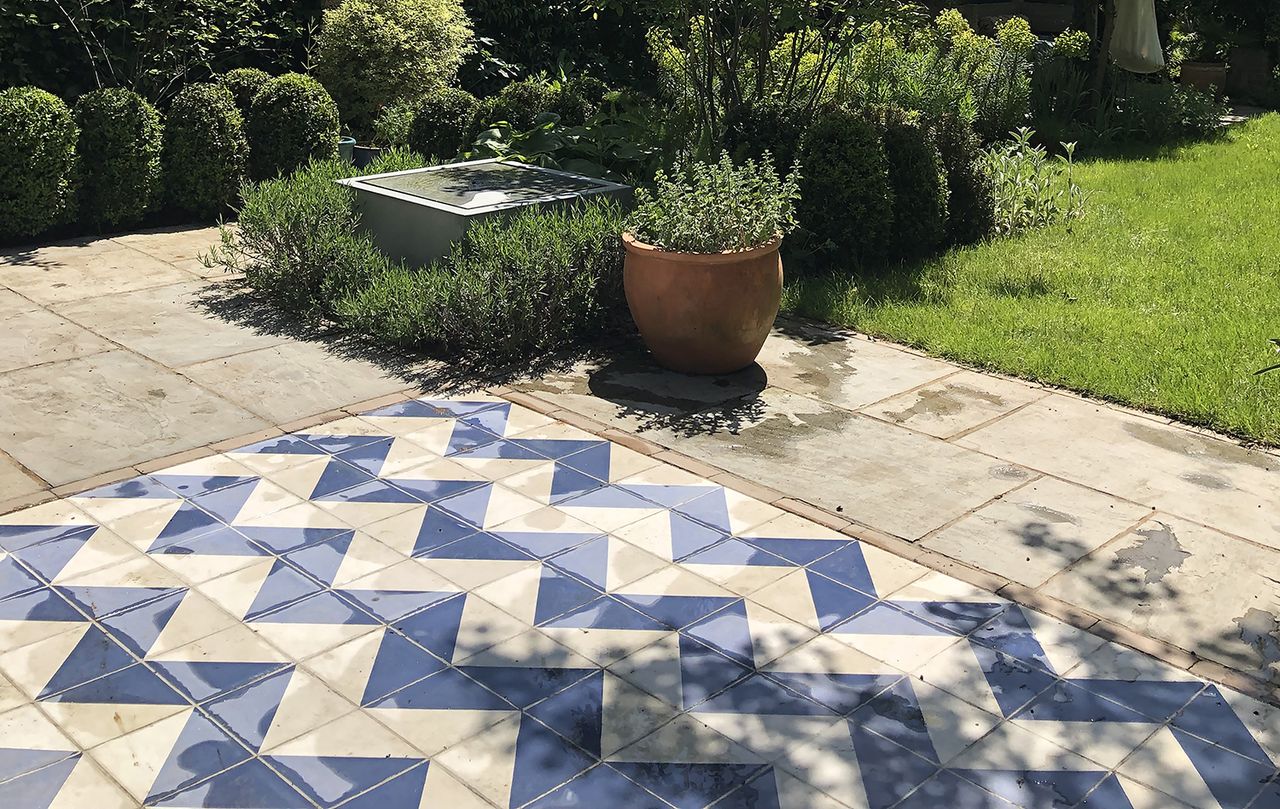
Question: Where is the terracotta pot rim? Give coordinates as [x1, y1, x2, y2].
[622, 232, 782, 265]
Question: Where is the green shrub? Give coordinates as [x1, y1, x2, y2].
[973, 16, 1035, 141]
[1117, 81, 1226, 143]
[930, 112, 995, 245]
[628, 151, 800, 253]
[407, 86, 479, 159]
[722, 97, 806, 172]
[219, 67, 272, 113]
[473, 75, 557, 134]
[372, 98, 416, 147]
[314, 0, 473, 132]
[871, 105, 947, 261]
[0, 87, 78, 241]
[208, 150, 425, 319]
[336, 199, 627, 362]
[164, 83, 248, 219]
[796, 105, 894, 266]
[246, 73, 340, 179]
[73, 88, 163, 229]
[549, 76, 610, 126]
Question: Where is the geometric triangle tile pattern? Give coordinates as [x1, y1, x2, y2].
[0, 394, 1276, 808]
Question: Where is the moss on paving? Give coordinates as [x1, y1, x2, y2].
[784, 113, 1280, 446]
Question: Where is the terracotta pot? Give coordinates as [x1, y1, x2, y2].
[1179, 62, 1229, 95]
[622, 232, 782, 375]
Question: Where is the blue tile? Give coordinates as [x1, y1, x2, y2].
[509, 719, 599, 808]
[1167, 727, 1276, 809]
[147, 711, 254, 800]
[808, 542, 879, 596]
[153, 527, 268, 558]
[1069, 678, 1204, 723]
[261, 591, 379, 626]
[361, 631, 447, 705]
[740, 535, 850, 566]
[151, 660, 287, 704]
[848, 723, 940, 809]
[409, 508, 480, 556]
[448, 436, 544, 461]
[147, 503, 228, 550]
[697, 673, 836, 717]
[1074, 774, 1141, 808]
[241, 526, 350, 555]
[540, 596, 668, 632]
[805, 570, 877, 632]
[370, 667, 510, 711]
[149, 474, 254, 498]
[280, 531, 357, 586]
[615, 593, 740, 632]
[265, 755, 422, 808]
[829, 603, 960, 639]
[620, 483, 719, 510]
[524, 764, 672, 808]
[0, 555, 44, 601]
[455, 403, 512, 435]
[243, 561, 324, 621]
[189, 479, 262, 523]
[1013, 680, 1151, 724]
[681, 602, 752, 665]
[497, 530, 603, 560]
[0, 523, 96, 554]
[0, 754, 80, 809]
[969, 645, 1059, 716]
[534, 568, 606, 625]
[951, 767, 1106, 809]
[559, 485, 658, 513]
[298, 433, 387, 454]
[609, 762, 767, 809]
[366, 398, 502, 420]
[849, 681, 940, 763]
[1172, 686, 1275, 764]
[714, 769, 783, 809]
[332, 440, 395, 477]
[680, 538, 792, 569]
[388, 476, 485, 504]
[895, 770, 1016, 809]
[312, 478, 420, 507]
[336, 762, 430, 808]
[666, 513, 730, 561]
[37, 626, 136, 697]
[150, 757, 310, 808]
[12, 530, 98, 582]
[233, 435, 327, 455]
[0, 748, 77, 784]
[553, 443, 614, 482]
[99, 588, 187, 655]
[340, 586, 458, 625]
[43, 662, 184, 706]
[308, 458, 379, 500]
[56, 583, 182, 621]
[464, 666, 595, 712]
[670, 489, 733, 533]
[417, 532, 532, 562]
[0, 586, 82, 622]
[968, 606, 1059, 674]
[894, 599, 1011, 636]
[678, 635, 753, 710]
[203, 668, 295, 750]
[388, 594, 467, 658]
[432, 485, 495, 529]
[524, 672, 604, 754]
[80, 474, 180, 499]
[545, 536, 611, 590]
[766, 671, 901, 717]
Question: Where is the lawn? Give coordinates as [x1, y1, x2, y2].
[784, 113, 1280, 446]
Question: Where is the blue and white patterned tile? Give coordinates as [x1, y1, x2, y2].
[1, 395, 1277, 809]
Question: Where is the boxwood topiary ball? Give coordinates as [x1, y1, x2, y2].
[0, 87, 78, 241]
[246, 73, 340, 180]
[74, 87, 164, 229]
[164, 83, 249, 218]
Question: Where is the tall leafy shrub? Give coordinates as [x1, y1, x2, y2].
[930, 113, 995, 245]
[0, 87, 78, 241]
[407, 87, 479, 158]
[246, 73, 340, 179]
[164, 83, 248, 218]
[74, 88, 163, 229]
[796, 105, 893, 266]
[871, 105, 947, 261]
[314, 0, 473, 132]
[473, 75, 558, 134]
[974, 17, 1035, 141]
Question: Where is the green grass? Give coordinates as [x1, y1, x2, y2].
[784, 113, 1280, 446]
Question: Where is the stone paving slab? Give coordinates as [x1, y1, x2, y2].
[0, 239, 199, 305]
[0, 393, 1277, 809]
[0, 350, 268, 486]
[0, 306, 114, 374]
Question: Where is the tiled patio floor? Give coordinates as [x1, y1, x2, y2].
[1, 395, 1277, 808]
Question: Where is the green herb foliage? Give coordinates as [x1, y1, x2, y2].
[74, 88, 163, 229]
[627, 151, 800, 253]
[0, 87, 78, 242]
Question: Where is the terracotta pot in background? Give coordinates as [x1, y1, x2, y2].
[622, 232, 782, 375]
[1179, 61, 1229, 96]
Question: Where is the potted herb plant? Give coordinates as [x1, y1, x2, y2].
[623, 151, 800, 374]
